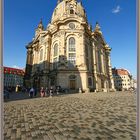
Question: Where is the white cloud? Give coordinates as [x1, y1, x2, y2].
[12, 65, 20, 69]
[112, 5, 121, 14]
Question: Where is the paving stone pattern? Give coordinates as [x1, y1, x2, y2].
[4, 92, 136, 140]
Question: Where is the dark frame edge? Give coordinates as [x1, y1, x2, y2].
[0, 0, 4, 139]
[137, 0, 140, 139]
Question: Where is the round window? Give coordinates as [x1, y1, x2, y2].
[69, 23, 75, 29]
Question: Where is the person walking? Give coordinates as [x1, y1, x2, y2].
[56, 86, 60, 95]
[45, 87, 49, 96]
[40, 87, 45, 97]
[29, 87, 34, 98]
[49, 86, 53, 97]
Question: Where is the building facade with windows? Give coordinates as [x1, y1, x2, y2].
[24, 0, 115, 92]
[4, 67, 25, 90]
[112, 68, 133, 91]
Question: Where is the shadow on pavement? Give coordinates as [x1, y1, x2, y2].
[3, 91, 80, 102]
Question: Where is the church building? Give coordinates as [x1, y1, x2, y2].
[24, 0, 115, 92]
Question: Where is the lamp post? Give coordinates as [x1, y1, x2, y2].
[15, 75, 19, 93]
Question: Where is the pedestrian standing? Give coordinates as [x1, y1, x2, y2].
[50, 86, 53, 97]
[45, 87, 48, 96]
[56, 86, 60, 95]
[29, 87, 34, 98]
[40, 87, 45, 97]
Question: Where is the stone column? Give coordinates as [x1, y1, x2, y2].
[27, 49, 31, 65]
[83, 35, 90, 92]
[27, 48, 33, 73]
[44, 41, 48, 70]
[103, 55, 107, 75]
[82, 34, 87, 69]
[93, 45, 98, 92]
[32, 47, 36, 73]
[106, 49, 115, 91]
[48, 36, 52, 70]
[101, 50, 104, 74]
[32, 52, 35, 73]
[35, 49, 37, 70]
[25, 48, 31, 88]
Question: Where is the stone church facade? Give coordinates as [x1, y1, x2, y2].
[24, 0, 115, 92]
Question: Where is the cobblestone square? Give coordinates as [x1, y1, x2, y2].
[4, 92, 136, 140]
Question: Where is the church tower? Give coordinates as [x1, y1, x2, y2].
[35, 19, 44, 37]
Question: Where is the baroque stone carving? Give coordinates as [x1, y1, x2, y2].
[78, 33, 82, 37]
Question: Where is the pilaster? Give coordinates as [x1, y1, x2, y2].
[105, 45, 115, 91]
[92, 45, 98, 92]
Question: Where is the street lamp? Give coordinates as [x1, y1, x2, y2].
[15, 75, 18, 93]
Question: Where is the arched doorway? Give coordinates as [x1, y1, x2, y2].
[69, 75, 76, 90]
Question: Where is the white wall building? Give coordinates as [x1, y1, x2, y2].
[112, 68, 133, 91]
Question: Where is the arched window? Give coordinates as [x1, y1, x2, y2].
[69, 37, 75, 52]
[53, 43, 58, 69]
[54, 43, 58, 57]
[70, 9, 74, 14]
[68, 37, 76, 67]
[98, 50, 102, 73]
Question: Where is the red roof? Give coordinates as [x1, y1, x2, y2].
[112, 68, 130, 75]
[4, 66, 25, 76]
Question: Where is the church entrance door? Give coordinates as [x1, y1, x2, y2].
[70, 80, 76, 90]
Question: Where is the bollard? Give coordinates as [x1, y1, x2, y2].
[79, 88, 82, 93]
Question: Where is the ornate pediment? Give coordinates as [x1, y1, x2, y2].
[58, 55, 68, 68]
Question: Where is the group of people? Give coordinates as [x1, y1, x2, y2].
[29, 86, 60, 98]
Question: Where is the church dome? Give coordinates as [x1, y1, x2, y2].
[51, 0, 87, 23]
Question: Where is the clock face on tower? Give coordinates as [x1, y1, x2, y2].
[69, 23, 75, 29]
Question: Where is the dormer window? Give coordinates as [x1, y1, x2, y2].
[70, 9, 74, 14]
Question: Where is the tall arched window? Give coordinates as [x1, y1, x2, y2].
[54, 43, 58, 57]
[98, 50, 102, 73]
[69, 37, 75, 52]
[68, 37, 76, 67]
[53, 43, 58, 69]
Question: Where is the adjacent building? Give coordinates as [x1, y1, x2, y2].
[4, 67, 25, 90]
[24, 0, 115, 92]
[112, 68, 133, 91]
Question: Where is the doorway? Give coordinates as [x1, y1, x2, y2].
[69, 75, 76, 90]
[70, 80, 76, 89]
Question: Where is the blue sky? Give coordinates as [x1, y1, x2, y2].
[4, 0, 136, 77]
